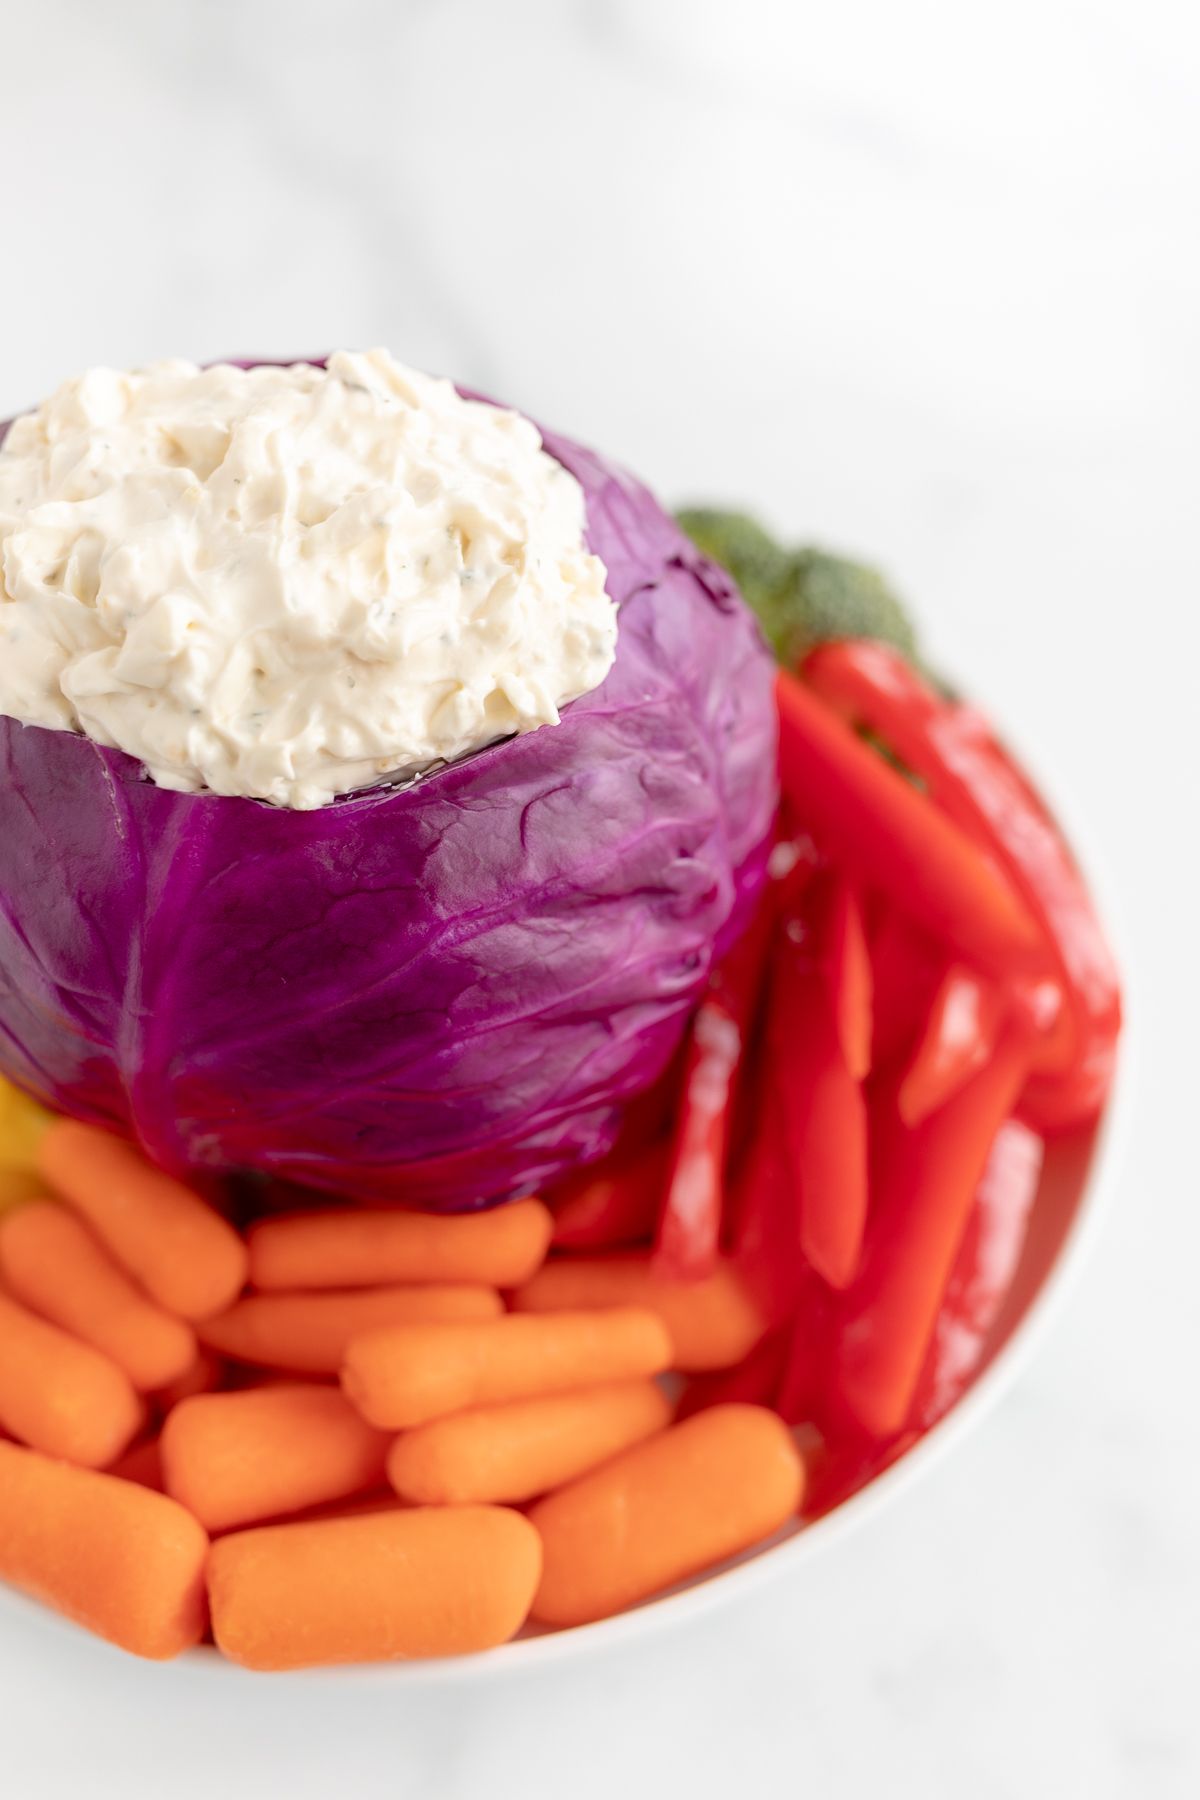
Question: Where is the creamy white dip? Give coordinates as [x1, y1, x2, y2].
[0, 350, 616, 808]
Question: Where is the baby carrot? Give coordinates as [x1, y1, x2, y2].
[161, 1386, 391, 1533]
[0, 1290, 143, 1467]
[38, 1120, 247, 1320]
[0, 1201, 197, 1390]
[0, 1439, 209, 1659]
[343, 1309, 672, 1430]
[530, 1404, 804, 1626]
[199, 1283, 502, 1375]
[511, 1255, 768, 1372]
[247, 1197, 553, 1293]
[209, 1505, 541, 1669]
[386, 1379, 673, 1505]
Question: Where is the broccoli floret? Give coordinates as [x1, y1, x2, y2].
[781, 546, 917, 665]
[677, 508, 917, 668]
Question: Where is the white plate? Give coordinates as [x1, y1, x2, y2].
[0, 775, 1130, 1686]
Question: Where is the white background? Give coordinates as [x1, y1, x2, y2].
[0, 2, 1197, 1795]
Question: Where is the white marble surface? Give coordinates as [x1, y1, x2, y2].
[0, 2, 1197, 1794]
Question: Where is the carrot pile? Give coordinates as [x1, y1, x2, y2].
[0, 641, 1120, 1668]
[0, 1114, 797, 1666]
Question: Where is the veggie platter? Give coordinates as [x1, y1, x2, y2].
[0, 355, 1121, 1670]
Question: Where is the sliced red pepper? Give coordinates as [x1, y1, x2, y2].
[803, 642, 1121, 1128]
[774, 1271, 834, 1424]
[825, 877, 873, 1082]
[830, 1032, 1030, 1440]
[730, 1076, 805, 1322]
[551, 1142, 667, 1250]
[775, 668, 1043, 976]
[908, 1118, 1043, 1430]
[898, 963, 1006, 1127]
[769, 906, 869, 1291]
[867, 906, 943, 1069]
[653, 1001, 740, 1280]
[654, 899, 776, 1280]
[676, 1329, 789, 1420]
[707, 881, 779, 1026]
[799, 1426, 920, 1521]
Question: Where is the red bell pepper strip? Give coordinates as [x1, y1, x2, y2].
[676, 1329, 788, 1421]
[908, 1119, 1043, 1430]
[774, 1270, 834, 1424]
[653, 898, 777, 1280]
[776, 1325, 816, 1426]
[709, 880, 780, 1023]
[775, 668, 1043, 976]
[653, 1002, 741, 1280]
[551, 1142, 668, 1250]
[803, 642, 1121, 1127]
[799, 1426, 920, 1521]
[867, 907, 943, 1069]
[769, 909, 869, 1291]
[731, 1076, 805, 1323]
[825, 878, 873, 1082]
[805, 646, 1083, 1064]
[831, 1032, 1030, 1440]
[898, 963, 1006, 1127]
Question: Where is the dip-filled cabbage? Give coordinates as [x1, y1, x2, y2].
[0, 384, 777, 1209]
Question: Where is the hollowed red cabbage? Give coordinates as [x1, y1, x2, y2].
[0, 399, 776, 1208]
